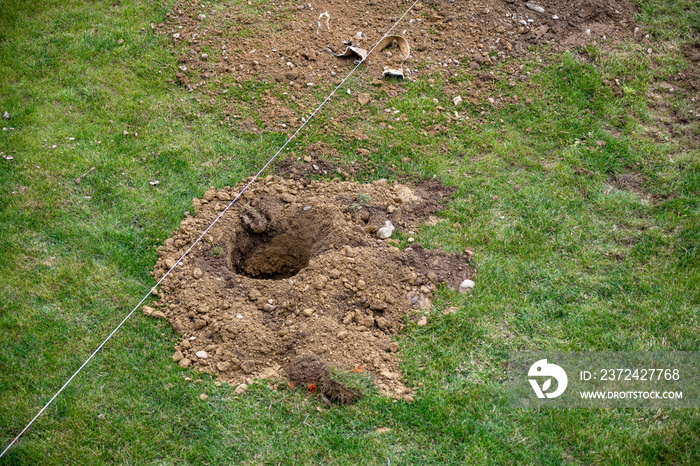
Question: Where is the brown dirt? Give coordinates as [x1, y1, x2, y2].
[155, 0, 639, 129]
[149, 176, 473, 399]
[286, 353, 362, 404]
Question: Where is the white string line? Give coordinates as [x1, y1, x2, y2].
[0, 0, 419, 458]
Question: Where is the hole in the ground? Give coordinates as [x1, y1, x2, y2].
[227, 206, 335, 280]
[236, 234, 312, 279]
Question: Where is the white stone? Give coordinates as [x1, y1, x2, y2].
[195, 351, 208, 359]
[376, 220, 395, 239]
[459, 279, 475, 290]
[262, 303, 276, 312]
[526, 3, 545, 13]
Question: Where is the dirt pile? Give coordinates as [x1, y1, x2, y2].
[149, 176, 473, 399]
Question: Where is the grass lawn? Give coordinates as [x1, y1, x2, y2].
[1, 0, 699, 464]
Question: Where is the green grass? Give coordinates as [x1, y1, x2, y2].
[1, 0, 699, 464]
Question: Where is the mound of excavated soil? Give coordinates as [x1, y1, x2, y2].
[148, 177, 473, 398]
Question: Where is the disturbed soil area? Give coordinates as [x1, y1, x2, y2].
[149, 177, 473, 398]
[155, 0, 639, 129]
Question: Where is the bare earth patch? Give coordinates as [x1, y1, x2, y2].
[155, 0, 639, 129]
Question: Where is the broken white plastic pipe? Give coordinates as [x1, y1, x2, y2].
[328, 35, 411, 76]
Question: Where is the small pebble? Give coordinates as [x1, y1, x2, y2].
[376, 220, 395, 239]
[199, 393, 209, 400]
[464, 248, 475, 260]
[526, 2, 545, 13]
[196, 350, 208, 359]
[417, 316, 428, 327]
[459, 279, 475, 292]
[234, 383, 248, 395]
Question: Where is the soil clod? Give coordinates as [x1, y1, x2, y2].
[286, 353, 362, 404]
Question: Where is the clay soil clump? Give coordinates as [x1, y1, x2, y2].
[150, 177, 474, 399]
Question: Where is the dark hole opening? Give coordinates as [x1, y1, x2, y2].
[232, 234, 312, 280]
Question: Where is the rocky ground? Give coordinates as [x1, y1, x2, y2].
[154, 0, 640, 129]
